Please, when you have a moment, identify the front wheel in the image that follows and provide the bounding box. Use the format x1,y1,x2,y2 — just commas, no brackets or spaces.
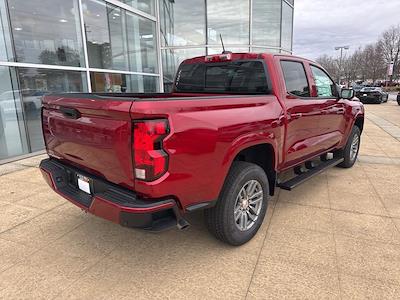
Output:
204,161,269,246
336,126,361,168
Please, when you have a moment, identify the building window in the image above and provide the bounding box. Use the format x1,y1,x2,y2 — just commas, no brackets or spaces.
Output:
0,0,13,61
120,0,155,16
160,0,206,47
0,66,28,159
281,1,293,51
7,0,85,67
16,68,88,151
252,47,281,54
252,0,281,47
83,0,157,73
207,0,249,45
207,47,249,55
126,10,158,73
90,72,158,93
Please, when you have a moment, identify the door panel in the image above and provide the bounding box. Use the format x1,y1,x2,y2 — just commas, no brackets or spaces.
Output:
280,60,346,169
284,97,337,167
309,64,346,147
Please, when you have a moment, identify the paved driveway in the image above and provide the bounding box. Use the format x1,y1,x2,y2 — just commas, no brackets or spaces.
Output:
0,101,400,299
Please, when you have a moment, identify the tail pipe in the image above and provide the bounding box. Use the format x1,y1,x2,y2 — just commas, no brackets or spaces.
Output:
173,206,190,230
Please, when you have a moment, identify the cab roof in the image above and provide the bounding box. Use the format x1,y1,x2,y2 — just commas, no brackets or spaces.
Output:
181,52,318,66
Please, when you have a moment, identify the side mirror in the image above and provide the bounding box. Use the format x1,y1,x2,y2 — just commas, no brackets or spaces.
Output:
341,88,355,100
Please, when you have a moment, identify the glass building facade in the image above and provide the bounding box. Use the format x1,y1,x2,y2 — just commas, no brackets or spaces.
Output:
0,0,293,162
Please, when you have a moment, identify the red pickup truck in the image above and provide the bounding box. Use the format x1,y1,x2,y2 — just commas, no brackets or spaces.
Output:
40,52,364,245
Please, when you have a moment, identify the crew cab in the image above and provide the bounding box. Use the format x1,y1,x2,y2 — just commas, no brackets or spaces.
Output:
40,53,364,245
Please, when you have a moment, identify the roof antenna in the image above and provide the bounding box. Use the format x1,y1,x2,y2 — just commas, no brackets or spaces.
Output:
220,34,231,54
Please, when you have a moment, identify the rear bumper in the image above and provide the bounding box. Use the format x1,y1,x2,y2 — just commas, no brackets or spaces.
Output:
39,158,181,231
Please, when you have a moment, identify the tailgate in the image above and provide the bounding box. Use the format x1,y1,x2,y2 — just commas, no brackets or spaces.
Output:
42,94,135,189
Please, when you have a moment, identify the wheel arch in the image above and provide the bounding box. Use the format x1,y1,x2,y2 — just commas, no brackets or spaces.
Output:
354,115,364,132
230,143,277,196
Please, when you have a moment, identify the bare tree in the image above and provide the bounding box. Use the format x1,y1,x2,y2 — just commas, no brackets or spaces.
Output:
363,43,386,83
378,25,400,81
342,49,363,84
316,24,400,85
316,54,339,80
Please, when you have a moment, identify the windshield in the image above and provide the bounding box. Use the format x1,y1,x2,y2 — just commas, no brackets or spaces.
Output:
362,87,380,92
174,61,270,94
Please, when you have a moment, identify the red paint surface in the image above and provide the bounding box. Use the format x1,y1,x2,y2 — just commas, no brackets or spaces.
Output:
42,53,364,212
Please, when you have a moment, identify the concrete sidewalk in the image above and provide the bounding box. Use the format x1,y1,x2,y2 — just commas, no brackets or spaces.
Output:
0,102,400,299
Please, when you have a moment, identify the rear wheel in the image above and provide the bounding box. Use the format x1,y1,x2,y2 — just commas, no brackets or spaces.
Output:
336,126,361,168
204,161,269,246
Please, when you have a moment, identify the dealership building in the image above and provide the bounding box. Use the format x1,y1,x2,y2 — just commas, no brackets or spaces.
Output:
0,0,294,162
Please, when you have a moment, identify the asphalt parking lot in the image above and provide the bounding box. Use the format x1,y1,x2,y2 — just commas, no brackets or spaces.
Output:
0,100,400,299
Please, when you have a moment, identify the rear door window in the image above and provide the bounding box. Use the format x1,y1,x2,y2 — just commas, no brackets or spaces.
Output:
280,61,310,97
175,61,270,94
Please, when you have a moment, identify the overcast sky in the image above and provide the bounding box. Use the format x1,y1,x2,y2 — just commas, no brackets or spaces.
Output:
293,0,400,60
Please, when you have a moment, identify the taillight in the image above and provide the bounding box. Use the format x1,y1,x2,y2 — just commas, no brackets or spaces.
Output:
133,119,169,181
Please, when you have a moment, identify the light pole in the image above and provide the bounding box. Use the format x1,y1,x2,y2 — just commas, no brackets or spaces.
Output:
335,46,350,85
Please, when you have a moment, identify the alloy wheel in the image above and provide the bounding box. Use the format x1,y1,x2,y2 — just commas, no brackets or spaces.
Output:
234,180,263,231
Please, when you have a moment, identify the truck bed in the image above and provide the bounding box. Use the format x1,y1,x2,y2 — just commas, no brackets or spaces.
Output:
42,91,282,205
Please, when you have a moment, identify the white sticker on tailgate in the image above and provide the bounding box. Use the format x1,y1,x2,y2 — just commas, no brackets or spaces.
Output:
77,174,91,194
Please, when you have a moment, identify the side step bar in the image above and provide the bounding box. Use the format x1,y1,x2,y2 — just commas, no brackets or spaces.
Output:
277,157,344,191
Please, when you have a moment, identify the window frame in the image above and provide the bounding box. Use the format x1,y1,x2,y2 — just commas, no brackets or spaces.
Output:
309,64,339,99
280,59,311,98
174,59,273,95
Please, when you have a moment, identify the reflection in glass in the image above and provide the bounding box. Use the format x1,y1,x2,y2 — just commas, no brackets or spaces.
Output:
253,0,281,47
160,0,206,47
126,11,157,73
281,2,293,51
207,47,249,55
207,0,249,45
7,0,84,66
120,0,155,15
0,66,27,159
251,47,280,54
162,48,205,92
83,0,127,70
90,72,158,93
17,68,87,151
0,0,13,61
311,66,335,97
83,0,157,73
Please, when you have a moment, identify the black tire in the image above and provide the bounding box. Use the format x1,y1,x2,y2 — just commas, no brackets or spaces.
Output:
336,126,361,168
204,161,269,246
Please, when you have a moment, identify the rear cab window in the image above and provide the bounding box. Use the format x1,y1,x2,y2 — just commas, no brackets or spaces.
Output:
174,60,270,94
280,60,310,97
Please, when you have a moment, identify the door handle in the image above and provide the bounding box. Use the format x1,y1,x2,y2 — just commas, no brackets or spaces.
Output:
336,109,345,114
60,107,81,119
290,113,303,119
271,115,285,127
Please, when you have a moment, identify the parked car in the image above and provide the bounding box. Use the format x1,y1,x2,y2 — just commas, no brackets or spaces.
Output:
397,92,400,105
351,84,364,93
39,53,364,245
357,87,388,104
